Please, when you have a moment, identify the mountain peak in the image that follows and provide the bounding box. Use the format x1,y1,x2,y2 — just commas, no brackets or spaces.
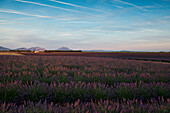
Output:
28,47,45,51
15,47,45,51
0,46,10,51
58,47,71,50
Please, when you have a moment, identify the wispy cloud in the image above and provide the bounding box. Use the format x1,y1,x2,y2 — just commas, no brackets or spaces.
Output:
110,4,122,8
0,9,56,19
14,0,95,15
0,17,33,25
59,33,82,37
0,21,21,25
163,16,170,19
106,1,122,8
114,0,146,11
152,2,162,7
49,0,105,13
0,9,87,21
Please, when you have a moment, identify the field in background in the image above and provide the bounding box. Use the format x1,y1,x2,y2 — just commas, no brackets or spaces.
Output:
0,52,23,56
0,55,169,112
1,51,170,62
21,52,170,63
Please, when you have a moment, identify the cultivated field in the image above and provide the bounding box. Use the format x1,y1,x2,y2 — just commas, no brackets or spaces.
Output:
0,54,170,112
0,52,23,56
22,52,170,63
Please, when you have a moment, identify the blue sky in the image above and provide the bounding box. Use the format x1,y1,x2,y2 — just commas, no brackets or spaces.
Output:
0,0,170,51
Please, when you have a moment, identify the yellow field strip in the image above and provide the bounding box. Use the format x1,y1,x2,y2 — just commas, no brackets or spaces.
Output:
0,52,23,56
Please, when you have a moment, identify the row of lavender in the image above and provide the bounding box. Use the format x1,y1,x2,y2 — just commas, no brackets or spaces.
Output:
0,81,169,103
1,99,169,112
0,55,169,112
22,52,170,62
0,56,169,84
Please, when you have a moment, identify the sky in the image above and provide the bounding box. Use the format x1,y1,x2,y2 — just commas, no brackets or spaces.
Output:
0,0,170,51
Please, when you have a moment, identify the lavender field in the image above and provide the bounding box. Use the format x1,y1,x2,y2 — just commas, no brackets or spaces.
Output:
0,55,170,112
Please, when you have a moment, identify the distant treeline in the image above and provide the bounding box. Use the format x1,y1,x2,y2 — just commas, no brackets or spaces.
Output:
0,50,10,52
10,50,32,52
44,50,82,52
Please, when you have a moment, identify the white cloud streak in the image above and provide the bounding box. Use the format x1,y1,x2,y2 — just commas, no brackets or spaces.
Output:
110,4,122,8
0,9,56,18
152,2,162,7
114,0,146,11
14,0,95,15
0,9,84,20
49,0,105,13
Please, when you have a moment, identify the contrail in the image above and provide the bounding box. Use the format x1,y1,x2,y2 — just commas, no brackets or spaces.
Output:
0,9,55,19
49,0,105,13
14,0,95,15
152,2,162,7
114,0,146,11
110,4,122,9
0,9,83,20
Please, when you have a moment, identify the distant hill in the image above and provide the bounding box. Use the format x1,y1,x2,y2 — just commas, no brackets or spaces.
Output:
15,47,28,50
28,47,45,51
15,47,45,51
119,50,131,52
83,50,114,52
0,46,10,51
58,47,71,50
